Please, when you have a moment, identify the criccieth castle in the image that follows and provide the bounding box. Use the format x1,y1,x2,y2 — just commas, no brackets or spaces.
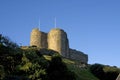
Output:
29,28,88,64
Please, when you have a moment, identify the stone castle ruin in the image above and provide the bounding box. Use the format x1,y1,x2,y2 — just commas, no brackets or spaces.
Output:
30,28,88,64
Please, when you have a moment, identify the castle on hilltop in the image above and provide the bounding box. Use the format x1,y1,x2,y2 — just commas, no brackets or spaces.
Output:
30,28,88,64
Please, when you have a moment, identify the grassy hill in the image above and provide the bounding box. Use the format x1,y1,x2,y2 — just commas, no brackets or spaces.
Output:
44,55,99,80
1,34,119,80
67,64,99,80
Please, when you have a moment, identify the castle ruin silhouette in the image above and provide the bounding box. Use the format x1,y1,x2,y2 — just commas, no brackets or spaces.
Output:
30,28,88,64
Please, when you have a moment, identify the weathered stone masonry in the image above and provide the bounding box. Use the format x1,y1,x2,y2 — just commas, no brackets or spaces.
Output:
30,28,88,64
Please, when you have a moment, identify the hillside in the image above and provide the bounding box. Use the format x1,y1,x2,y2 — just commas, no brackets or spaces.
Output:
67,65,99,80
44,55,99,80
0,34,97,80
0,34,119,80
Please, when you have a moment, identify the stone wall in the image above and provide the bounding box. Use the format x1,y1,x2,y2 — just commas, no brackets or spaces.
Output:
30,28,41,47
69,48,88,64
39,31,48,48
30,28,88,64
48,28,69,57
30,28,47,48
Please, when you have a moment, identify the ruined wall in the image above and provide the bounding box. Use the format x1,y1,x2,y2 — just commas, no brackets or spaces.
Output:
30,28,48,48
30,28,41,47
69,49,88,64
48,28,69,57
39,31,48,48
30,28,88,64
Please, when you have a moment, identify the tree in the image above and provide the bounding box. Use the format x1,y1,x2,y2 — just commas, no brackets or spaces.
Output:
0,34,76,80
90,64,105,80
0,65,5,80
47,54,76,80
14,48,49,80
0,34,21,78
90,63,120,80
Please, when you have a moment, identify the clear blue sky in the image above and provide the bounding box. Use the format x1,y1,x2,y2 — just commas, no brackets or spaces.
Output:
0,0,120,67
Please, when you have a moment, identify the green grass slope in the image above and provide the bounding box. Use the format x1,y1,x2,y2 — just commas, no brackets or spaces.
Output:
67,64,99,80
44,55,99,80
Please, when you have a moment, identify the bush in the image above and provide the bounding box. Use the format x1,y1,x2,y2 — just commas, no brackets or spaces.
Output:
47,55,76,80
90,63,120,80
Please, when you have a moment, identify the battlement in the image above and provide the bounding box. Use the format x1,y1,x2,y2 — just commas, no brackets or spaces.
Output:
30,28,88,64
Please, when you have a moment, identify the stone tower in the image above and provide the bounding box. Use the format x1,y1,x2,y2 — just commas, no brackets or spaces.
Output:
48,28,69,57
29,28,88,64
30,28,48,48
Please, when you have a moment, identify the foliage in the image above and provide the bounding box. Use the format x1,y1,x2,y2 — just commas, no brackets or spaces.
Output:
67,64,99,80
0,65,5,80
1,34,119,80
0,34,77,80
0,34,21,77
47,55,76,80
90,63,120,80
103,66,120,80
44,55,99,80
90,64,105,80
0,34,46,79
0,34,19,51
16,51,47,80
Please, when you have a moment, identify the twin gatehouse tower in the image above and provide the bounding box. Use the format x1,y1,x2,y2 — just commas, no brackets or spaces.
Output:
30,28,88,64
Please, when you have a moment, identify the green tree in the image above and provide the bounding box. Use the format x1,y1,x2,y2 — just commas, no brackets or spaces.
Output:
0,34,21,78
47,54,76,80
90,63,120,80
103,66,119,80
16,49,48,80
90,64,105,80
0,65,5,79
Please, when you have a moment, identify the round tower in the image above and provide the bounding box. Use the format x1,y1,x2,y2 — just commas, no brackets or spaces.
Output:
30,28,48,48
48,28,69,57
30,28,41,47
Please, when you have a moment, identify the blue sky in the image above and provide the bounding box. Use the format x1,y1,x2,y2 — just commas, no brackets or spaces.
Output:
0,0,120,67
